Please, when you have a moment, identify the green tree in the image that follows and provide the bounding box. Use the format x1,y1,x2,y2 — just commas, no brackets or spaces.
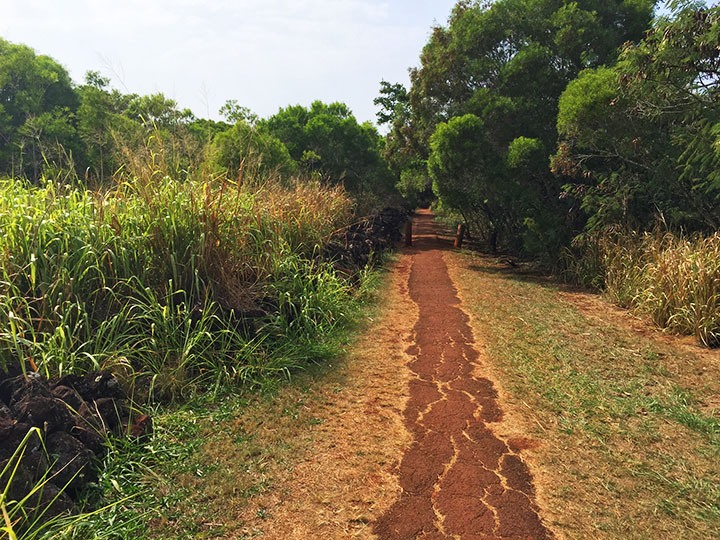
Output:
209,120,297,179
0,38,80,180
384,0,655,256
219,99,258,125
374,81,409,127
77,71,123,182
554,5,720,233
375,81,433,206
261,101,395,199
429,114,506,250
124,93,194,128
114,92,207,180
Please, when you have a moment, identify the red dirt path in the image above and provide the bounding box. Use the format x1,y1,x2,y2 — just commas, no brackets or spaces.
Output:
373,210,552,540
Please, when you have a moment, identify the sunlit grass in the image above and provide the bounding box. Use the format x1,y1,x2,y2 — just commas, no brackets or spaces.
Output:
563,229,720,346
0,171,353,390
452,253,720,539
0,135,385,538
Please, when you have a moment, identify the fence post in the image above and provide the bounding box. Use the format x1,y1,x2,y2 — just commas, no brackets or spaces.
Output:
454,223,466,249
404,220,413,246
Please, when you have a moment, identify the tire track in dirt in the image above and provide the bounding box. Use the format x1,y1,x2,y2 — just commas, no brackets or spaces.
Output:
374,210,552,540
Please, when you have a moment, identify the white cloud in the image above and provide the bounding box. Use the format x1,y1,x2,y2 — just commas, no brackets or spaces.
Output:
0,0,456,123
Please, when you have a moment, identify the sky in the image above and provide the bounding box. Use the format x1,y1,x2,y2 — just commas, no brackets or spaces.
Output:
0,0,459,126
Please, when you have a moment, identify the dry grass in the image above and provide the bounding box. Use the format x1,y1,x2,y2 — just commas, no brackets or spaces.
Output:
637,232,720,346
566,230,720,346
447,252,720,539
147,258,415,539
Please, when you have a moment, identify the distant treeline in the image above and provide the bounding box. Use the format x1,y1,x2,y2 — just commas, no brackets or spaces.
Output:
0,38,397,210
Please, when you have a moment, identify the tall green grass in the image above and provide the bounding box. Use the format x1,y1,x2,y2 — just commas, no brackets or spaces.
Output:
0,168,354,393
0,129,390,539
564,230,720,346
0,138,379,538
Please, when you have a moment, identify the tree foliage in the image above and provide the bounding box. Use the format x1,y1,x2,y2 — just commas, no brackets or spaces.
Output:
209,120,297,179
374,80,433,206
261,101,395,199
0,36,403,216
429,114,505,248
0,38,243,185
555,4,720,232
384,0,655,256
0,38,79,180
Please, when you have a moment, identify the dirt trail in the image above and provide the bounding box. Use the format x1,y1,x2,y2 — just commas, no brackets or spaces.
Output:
373,210,551,540
235,210,552,539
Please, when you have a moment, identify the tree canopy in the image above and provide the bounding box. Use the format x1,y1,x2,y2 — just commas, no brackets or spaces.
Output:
260,101,395,200
5,0,720,249
0,38,79,180
554,4,720,233
209,120,297,180
383,0,656,256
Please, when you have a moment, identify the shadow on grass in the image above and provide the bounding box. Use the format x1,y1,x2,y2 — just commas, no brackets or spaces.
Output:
465,257,595,295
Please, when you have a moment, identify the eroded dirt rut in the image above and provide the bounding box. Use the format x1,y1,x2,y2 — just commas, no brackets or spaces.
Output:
374,210,551,540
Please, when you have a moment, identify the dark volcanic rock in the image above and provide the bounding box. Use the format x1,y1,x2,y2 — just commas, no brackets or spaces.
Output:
70,420,107,456
46,432,96,495
54,371,125,402
0,399,12,419
0,457,76,527
51,385,86,411
0,457,35,502
0,366,150,529
0,417,37,447
323,207,408,272
28,480,77,519
91,397,126,431
6,373,53,406
13,395,75,433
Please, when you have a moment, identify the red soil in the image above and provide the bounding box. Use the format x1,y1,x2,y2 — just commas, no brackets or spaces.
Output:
373,210,552,540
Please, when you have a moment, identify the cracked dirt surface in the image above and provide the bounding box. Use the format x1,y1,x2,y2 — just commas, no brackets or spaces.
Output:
176,208,720,539
373,210,551,540
234,209,552,539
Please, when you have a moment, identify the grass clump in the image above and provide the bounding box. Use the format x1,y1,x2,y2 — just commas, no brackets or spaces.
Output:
0,172,354,393
563,230,720,346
